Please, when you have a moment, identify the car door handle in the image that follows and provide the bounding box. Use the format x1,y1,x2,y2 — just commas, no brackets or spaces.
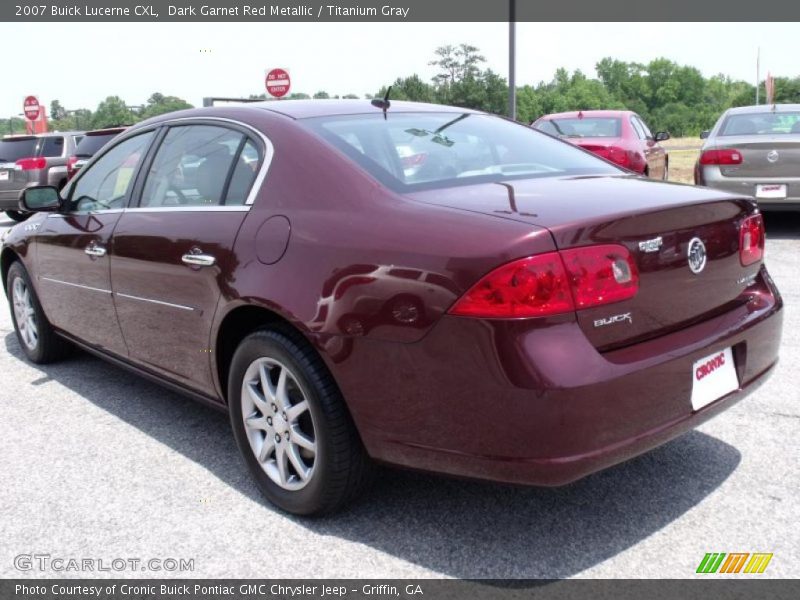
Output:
84,243,107,257
181,252,216,267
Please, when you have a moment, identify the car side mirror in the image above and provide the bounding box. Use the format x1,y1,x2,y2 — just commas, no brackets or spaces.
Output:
700,130,710,139
654,131,670,142
20,186,62,212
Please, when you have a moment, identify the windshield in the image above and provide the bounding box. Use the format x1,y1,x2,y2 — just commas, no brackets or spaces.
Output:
0,138,39,162
719,112,800,136
302,112,621,191
535,117,622,138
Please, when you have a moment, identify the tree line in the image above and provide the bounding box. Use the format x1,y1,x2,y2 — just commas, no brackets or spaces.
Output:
3,44,798,138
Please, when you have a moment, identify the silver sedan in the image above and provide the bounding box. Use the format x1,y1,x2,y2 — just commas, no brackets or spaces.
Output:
695,104,800,210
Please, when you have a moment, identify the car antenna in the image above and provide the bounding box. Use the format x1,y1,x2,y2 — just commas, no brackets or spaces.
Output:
371,86,392,119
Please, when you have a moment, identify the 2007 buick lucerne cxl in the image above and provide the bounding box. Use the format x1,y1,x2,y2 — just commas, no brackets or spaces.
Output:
1,100,783,515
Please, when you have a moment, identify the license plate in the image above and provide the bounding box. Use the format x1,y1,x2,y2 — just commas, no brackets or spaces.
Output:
756,184,787,199
691,347,739,411
0,171,9,181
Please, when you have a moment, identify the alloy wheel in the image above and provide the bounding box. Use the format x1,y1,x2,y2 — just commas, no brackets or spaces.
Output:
12,277,38,350
240,357,317,491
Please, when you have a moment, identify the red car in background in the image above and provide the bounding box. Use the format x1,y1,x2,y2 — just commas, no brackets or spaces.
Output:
533,110,670,180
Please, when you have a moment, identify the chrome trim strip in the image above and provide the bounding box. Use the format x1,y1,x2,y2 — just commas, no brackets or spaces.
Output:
149,116,274,206
114,292,195,311
123,206,250,213
40,277,111,294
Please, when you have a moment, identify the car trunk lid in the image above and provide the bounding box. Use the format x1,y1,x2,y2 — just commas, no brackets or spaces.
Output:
710,134,800,178
407,175,758,349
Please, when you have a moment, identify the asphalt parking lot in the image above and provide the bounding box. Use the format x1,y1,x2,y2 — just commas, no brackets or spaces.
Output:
0,210,798,579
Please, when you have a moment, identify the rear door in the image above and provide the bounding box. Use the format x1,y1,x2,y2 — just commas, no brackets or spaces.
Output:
34,131,155,354
109,122,263,396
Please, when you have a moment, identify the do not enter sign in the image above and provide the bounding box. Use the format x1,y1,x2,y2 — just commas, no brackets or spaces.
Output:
265,69,291,98
23,96,41,120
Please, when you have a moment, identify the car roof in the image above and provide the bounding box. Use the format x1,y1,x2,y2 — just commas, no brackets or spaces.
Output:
538,110,633,120
35,131,84,137
251,99,481,120
726,103,800,115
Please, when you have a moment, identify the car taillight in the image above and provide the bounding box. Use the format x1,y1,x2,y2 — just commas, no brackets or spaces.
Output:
448,253,574,318
560,245,639,308
448,245,639,319
66,156,78,179
699,149,742,165
739,214,765,266
15,157,47,170
582,145,630,168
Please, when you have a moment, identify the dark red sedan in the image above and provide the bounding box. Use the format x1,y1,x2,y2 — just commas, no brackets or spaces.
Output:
533,109,670,179
2,101,782,515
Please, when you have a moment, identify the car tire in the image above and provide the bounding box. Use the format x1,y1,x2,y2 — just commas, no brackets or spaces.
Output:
5,210,30,223
6,261,71,363
228,328,374,515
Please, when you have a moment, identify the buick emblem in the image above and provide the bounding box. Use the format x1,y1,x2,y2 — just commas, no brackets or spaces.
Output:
687,237,707,274
767,150,779,163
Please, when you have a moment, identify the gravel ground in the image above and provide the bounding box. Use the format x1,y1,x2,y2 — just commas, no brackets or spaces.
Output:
0,211,797,579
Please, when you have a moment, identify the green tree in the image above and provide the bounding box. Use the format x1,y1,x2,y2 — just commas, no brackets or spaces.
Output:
141,93,193,119
313,91,330,99
92,96,137,128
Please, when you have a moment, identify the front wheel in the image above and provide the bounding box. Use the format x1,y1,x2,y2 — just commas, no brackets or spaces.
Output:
7,261,71,363
5,210,30,222
228,329,373,515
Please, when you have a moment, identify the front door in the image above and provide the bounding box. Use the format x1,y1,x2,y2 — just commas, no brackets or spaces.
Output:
109,123,262,396
35,131,155,354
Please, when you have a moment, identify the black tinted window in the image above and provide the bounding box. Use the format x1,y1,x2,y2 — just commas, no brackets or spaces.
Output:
41,137,65,157
74,133,120,157
303,113,620,192
536,117,621,138
0,138,38,162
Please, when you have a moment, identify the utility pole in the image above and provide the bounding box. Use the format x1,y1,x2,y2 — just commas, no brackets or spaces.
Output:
756,47,760,105
508,0,516,120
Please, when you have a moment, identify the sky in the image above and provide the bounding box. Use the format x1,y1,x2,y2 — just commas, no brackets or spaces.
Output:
1,21,797,117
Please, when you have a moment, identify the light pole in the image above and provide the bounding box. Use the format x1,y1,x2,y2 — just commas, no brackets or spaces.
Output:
508,0,516,120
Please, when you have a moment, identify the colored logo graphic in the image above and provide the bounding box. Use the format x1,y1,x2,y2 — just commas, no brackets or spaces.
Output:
696,552,773,574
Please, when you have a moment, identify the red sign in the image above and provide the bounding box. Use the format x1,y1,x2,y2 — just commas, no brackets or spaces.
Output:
265,68,291,98
23,96,41,120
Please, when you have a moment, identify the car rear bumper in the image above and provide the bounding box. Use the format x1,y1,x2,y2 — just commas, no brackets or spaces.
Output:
325,266,783,486
698,166,800,209
0,188,23,210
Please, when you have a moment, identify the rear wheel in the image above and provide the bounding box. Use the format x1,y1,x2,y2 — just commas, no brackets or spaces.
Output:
228,328,373,515
7,261,71,363
5,210,30,222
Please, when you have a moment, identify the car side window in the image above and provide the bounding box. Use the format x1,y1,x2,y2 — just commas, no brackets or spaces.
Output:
636,116,654,140
41,137,64,157
139,125,246,208
68,132,154,213
224,139,261,205
629,117,646,140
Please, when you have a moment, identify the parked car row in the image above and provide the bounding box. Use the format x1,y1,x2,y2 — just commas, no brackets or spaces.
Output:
2,99,783,515
0,127,125,222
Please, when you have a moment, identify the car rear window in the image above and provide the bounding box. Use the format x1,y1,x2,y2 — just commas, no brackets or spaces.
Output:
74,132,120,157
302,112,620,191
0,138,39,162
720,112,800,136
41,136,65,157
535,117,622,138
